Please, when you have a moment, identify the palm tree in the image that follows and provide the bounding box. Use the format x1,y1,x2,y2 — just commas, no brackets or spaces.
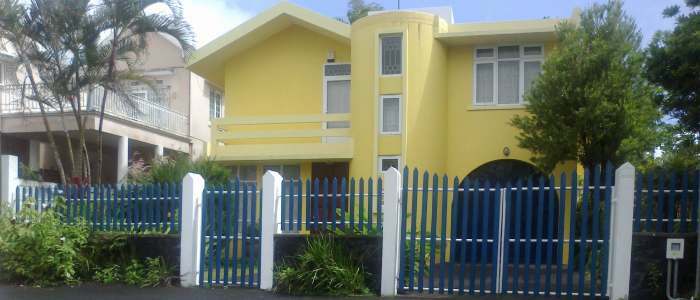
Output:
91,0,195,184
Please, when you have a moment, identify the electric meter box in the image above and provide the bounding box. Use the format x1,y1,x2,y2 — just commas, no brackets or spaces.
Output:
666,238,684,260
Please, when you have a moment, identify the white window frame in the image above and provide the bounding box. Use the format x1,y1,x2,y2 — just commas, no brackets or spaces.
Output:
322,63,351,117
209,89,223,119
378,156,401,174
379,95,402,135
379,33,403,77
472,44,544,106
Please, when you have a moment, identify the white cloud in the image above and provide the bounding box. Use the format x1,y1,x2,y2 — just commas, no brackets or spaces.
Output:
181,0,254,48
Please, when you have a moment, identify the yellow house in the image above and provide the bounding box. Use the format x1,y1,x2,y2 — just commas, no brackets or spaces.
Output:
187,2,577,183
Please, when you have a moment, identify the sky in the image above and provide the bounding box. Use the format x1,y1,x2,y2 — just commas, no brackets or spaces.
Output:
179,0,685,48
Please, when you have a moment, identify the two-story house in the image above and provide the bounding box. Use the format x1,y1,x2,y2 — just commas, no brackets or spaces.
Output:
187,2,578,183
0,33,222,183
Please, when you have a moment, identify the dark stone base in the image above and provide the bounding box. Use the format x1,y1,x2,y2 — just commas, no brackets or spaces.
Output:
630,232,697,300
273,234,382,294
125,234,181,274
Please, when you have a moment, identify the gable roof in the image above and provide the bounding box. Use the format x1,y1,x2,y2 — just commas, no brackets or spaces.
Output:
187,1,350,87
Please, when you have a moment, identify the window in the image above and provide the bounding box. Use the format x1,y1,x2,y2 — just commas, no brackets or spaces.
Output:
323,64,351,129
209,90,223,119
380,95,401,134
263,165,300,180
0,63,4,84
473,45,544,105
378,156,400,173
380,34,402,75
231,165,257,183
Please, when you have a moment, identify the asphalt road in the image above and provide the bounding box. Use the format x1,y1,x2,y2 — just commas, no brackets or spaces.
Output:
0,283,580,300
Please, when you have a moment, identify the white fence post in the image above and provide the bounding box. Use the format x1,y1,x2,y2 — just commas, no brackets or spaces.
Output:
1,155,19,211
381,167,402,296
180,173,205,287
608,162,635,299
260,170,283,291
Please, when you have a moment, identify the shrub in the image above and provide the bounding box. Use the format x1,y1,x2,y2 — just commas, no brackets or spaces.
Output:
142,257,172,287
93,265,121,284
0,200,89,286
124,259,145,286
129,153,231,185
274,235,370,296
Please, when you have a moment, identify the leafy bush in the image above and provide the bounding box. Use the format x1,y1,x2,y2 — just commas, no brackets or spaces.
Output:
93,265,121,284
274,235,370,296
129,153,231,185
0,200,89,286
124,259,145,286
142,257,172,287
122,257,172,287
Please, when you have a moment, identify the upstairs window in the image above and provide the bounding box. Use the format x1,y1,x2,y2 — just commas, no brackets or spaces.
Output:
474,45,543,106
380,95,401,134
380,34,402,75
209,89,223,119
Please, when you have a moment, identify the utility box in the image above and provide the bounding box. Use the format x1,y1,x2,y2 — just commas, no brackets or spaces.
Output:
666,238,685,260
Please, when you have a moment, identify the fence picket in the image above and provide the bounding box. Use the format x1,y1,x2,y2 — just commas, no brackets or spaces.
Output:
428,174,438,294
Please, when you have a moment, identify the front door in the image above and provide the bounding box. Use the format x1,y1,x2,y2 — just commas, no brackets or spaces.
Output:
310,162,349,229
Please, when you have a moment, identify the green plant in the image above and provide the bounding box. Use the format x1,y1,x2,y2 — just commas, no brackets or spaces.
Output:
0,201,89,286
645,262,664,298
402,238,432,284
274,235,370,296
124,259,145,286
129,153,231,185
142,257,172,287
93,265,121,284
19,163,41,181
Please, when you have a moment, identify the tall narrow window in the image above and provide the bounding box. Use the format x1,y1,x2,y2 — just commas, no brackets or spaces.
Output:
325,80,350,128
380,95,401,134
380,34,402,75
0,63,4,85
209,90,223,119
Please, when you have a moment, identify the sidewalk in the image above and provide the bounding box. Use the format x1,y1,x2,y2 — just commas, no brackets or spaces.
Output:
0,283,567,300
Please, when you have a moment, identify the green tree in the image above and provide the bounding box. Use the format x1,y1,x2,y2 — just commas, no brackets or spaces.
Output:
645,0,700,170
345,0,382,23
511,0,660,172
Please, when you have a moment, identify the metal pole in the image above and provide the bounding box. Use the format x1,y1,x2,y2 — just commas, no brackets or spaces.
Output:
695,169,700,296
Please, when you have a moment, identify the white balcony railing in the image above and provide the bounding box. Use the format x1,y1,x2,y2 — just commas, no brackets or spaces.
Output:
0,84,188,136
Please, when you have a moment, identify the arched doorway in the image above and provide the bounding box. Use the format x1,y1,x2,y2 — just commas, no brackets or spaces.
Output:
452,160,558,265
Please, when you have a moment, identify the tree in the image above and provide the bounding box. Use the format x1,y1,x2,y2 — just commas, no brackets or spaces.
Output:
345,0,382,23
92,0,195,184
645,0,700,169
511,1,660,172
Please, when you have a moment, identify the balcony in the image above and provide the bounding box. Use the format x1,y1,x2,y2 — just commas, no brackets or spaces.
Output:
0,84,188,136
210,113,353,161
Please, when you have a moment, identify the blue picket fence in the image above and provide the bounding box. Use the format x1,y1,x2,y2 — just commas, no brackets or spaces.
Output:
280,177,383,234
200,181,261,288
633,170,699,233
399,164,614,298
15,183,182,233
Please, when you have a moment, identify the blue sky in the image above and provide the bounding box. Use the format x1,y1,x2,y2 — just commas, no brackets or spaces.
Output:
180,0,684,48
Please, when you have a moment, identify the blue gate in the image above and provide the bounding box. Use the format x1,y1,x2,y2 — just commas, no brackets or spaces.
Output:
399,164,614,298
200,180,261,287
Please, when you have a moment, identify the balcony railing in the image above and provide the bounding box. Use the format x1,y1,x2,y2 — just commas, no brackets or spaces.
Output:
211,113,353,161
0,84,188,136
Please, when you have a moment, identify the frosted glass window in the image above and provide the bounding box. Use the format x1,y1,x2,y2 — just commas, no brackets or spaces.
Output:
498,61,519,104
475,63,494,103
524,61,542,94
326,80,350,129
381,97,400,133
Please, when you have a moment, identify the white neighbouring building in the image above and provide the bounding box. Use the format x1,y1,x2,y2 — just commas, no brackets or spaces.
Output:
0,33,223,183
